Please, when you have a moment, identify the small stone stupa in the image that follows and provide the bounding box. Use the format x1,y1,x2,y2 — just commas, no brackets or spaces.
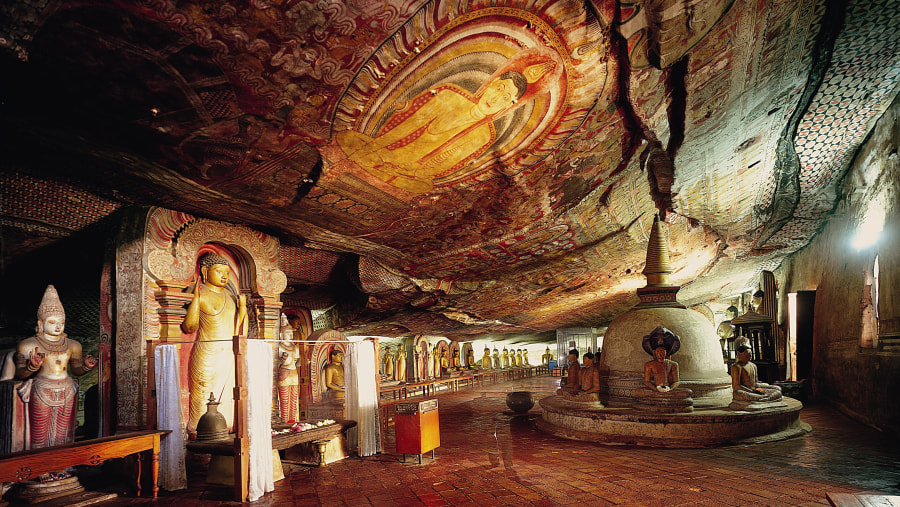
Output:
597,215,732,408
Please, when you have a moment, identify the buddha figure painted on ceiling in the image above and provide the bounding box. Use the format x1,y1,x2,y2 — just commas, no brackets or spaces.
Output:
318,3,604,205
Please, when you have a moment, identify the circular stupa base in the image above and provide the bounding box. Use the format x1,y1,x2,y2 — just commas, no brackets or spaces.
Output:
537,395,810,448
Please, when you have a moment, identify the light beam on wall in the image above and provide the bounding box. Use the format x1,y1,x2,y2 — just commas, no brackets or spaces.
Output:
852,196,885,250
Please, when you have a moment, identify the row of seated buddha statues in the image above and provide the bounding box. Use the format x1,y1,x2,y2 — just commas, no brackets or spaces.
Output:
551,327,784,412
475,346,533,370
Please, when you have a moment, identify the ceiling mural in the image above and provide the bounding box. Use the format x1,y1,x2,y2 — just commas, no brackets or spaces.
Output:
1,0,898,340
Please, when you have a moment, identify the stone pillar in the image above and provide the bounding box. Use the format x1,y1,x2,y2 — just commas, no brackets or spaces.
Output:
254,296,284,339
154,281,191,339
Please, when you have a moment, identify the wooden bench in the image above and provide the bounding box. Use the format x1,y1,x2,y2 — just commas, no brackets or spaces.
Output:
0,430,169,498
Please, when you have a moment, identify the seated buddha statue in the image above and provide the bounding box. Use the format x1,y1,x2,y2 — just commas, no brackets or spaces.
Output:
634,327,693,413
492,348,501,369
501,348,510,369
541,347,553,365
555,349,581,395
323,349,346,401
465,348,476,369
562,352,601,403
730,344,783,409
481,347,492,369
451,349,461,370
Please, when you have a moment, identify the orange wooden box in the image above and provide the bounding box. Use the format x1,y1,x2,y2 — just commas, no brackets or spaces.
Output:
394,399,439,455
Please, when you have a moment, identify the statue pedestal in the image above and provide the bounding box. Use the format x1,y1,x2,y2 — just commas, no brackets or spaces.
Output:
729,399,788,411
632,388,694,413
283,435,349,466
538,395,809,447
11,475,84,504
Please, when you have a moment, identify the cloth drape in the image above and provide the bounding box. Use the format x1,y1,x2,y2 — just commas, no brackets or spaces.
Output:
346,341,382,456
154,344,187,491
246,340,274,501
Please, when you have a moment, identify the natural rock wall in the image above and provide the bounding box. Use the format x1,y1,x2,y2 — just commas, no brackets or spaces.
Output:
777,94,899,434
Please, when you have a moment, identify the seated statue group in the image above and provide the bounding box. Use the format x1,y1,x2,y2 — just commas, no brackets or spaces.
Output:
558,350,601,403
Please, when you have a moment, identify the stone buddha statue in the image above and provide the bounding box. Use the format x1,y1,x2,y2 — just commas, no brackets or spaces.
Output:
382,346,394,378
323,349,346,401
562,351,600,402
181,253,248,435
730,344,783,409
277,313,301,423
501,348,510,369
635,327,693,413
395,346,407,382
492,348,500,369
643,328,681,393
556,349,581,395
481,347,492,369
15,285,97,449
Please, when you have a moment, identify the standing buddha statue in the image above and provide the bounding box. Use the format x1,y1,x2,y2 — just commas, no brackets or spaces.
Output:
382,346,395,378
395,346,407,382
181,253,247,435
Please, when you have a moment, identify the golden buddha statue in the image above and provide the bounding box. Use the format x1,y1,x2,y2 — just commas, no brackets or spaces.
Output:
465,348,476,369
523,349,530,366
481,347,492,369
501,348,510,369
323,349,345,400
491,348,501,369
382,346,395,378
514,349,523,367
451,349,461,370
181,253,247,435
277,313,301,423
15,285,97,449
541,346,553,365
395,346,407,382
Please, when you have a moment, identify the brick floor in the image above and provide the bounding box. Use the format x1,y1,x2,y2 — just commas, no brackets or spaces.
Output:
87,376,900,505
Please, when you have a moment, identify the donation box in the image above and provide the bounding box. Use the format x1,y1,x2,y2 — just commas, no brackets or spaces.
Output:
394,399,439,463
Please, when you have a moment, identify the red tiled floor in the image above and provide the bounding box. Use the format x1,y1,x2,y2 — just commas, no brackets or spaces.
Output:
28,375,900,506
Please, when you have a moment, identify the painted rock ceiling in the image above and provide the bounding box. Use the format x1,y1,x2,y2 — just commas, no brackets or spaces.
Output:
1,0,898,341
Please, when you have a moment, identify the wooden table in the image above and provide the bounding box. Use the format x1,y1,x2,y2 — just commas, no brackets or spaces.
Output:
0,430,169,498
186,420,356,456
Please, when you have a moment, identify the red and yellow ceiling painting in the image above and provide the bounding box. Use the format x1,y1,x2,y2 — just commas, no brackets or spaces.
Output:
2,0,898,340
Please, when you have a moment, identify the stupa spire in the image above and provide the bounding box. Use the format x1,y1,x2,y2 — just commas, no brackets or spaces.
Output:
643,214,673,286
635,214,684,309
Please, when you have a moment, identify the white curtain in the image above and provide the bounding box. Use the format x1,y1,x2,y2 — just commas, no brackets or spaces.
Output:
346,341,382,456
246,340,274,501
154,344,187,491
